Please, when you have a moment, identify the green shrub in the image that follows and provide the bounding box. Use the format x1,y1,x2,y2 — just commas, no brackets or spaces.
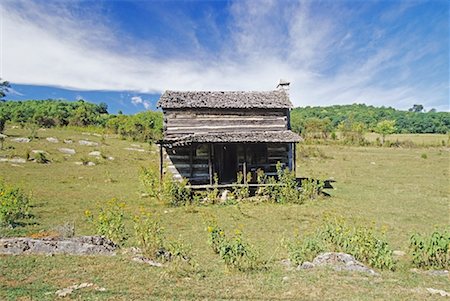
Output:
300,178,324,201
287,234,325,265
139,166,161,198
0,180,30,226
134,210,192,263
163,176,192,207
232,171,251,200
206,219,259,271
421,153,427,159
133,211,165,259
85,198,127,246
207,219,226,254
320,217,395,270
410,230,450,269
286,217,395,270
204,173,220,204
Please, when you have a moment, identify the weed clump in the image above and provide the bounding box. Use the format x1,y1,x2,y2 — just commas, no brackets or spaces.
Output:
410,230,450,270
287,216,396,270
206,218,259,271
0,179,31,227
85,198,127,246
134,210,192,265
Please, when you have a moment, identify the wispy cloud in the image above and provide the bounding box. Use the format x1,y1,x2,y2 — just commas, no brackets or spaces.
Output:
131,96,151,110
1,0,448,111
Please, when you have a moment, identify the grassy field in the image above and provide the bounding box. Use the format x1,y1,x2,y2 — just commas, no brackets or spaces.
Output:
364,132,449,146
1,127,449,300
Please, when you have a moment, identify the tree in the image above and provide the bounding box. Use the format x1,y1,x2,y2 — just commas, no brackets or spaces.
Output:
0,78,10,101
97,102,108,114
409,104,424,112
374,120,396,145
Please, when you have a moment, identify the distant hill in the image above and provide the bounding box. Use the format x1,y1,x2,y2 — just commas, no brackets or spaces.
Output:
290,104,450,134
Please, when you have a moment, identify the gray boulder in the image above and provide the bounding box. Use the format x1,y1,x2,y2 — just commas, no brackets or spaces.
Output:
297,252,379,275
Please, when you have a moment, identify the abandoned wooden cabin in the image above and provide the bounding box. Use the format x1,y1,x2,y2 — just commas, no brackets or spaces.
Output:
157,81,302,186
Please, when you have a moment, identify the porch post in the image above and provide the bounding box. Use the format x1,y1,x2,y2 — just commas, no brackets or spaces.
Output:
208,143,213,185
189,145,194,178
292,143,296,176
243,143,247,184
159,143,163,182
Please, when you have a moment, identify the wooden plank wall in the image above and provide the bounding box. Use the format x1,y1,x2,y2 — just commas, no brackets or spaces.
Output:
166,145,210,183
164,109,288,137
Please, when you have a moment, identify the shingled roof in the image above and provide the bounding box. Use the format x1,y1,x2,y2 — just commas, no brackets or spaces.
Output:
162,131,302,147
157,90,293,109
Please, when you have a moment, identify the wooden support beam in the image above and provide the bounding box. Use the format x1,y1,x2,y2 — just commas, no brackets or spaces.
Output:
189,146,194,178
243,143,247,184
293,143,296,176
159,143,163,182
208,143,213,185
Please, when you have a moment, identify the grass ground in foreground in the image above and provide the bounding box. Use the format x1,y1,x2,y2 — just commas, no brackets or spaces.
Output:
0,127,449,300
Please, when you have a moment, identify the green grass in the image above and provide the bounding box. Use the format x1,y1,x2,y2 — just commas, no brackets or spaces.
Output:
365,132,449,146
1,127,449,300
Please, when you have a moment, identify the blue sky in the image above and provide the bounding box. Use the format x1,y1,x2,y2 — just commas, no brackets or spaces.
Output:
1,0,449,114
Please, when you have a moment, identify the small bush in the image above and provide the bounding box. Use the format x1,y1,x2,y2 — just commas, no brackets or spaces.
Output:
133,211,165,259
286,217,395,270
0,180,31,226
320,217,395,270
206,219,259,271
139,166,160,198
410,230,450,269
421,153,427,159
85,198,127,246
300,178,324,201
287,234,325,265
232,171,251,200
163,177,192,207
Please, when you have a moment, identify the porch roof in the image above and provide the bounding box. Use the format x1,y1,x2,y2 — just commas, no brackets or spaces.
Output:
161,130,302,147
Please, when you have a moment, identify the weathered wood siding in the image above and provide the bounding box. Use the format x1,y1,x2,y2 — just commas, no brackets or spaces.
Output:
166,145,210,183
164,109,288,138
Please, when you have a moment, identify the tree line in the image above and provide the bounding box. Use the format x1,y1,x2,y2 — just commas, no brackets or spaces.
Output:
290,104,450,138
0,99,162,141
1,99,448,143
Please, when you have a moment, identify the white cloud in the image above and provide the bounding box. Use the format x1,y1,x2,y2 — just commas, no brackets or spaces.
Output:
1,0,448,111
131,96,150,109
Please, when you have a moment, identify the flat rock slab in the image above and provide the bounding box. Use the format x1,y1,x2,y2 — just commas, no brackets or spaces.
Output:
427,288,450,297
63,139,73,144
58,148,76,155
0,236,116,256
132,255,164,267
124,147,146,152
31,150,46,154
46,137,59,143
297,252,378,276
0,157,26,163
89,151,101,157
11,137,30,143
79,140,99,146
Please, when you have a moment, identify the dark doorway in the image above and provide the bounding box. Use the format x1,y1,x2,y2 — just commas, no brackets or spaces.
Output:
214,144,237,183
